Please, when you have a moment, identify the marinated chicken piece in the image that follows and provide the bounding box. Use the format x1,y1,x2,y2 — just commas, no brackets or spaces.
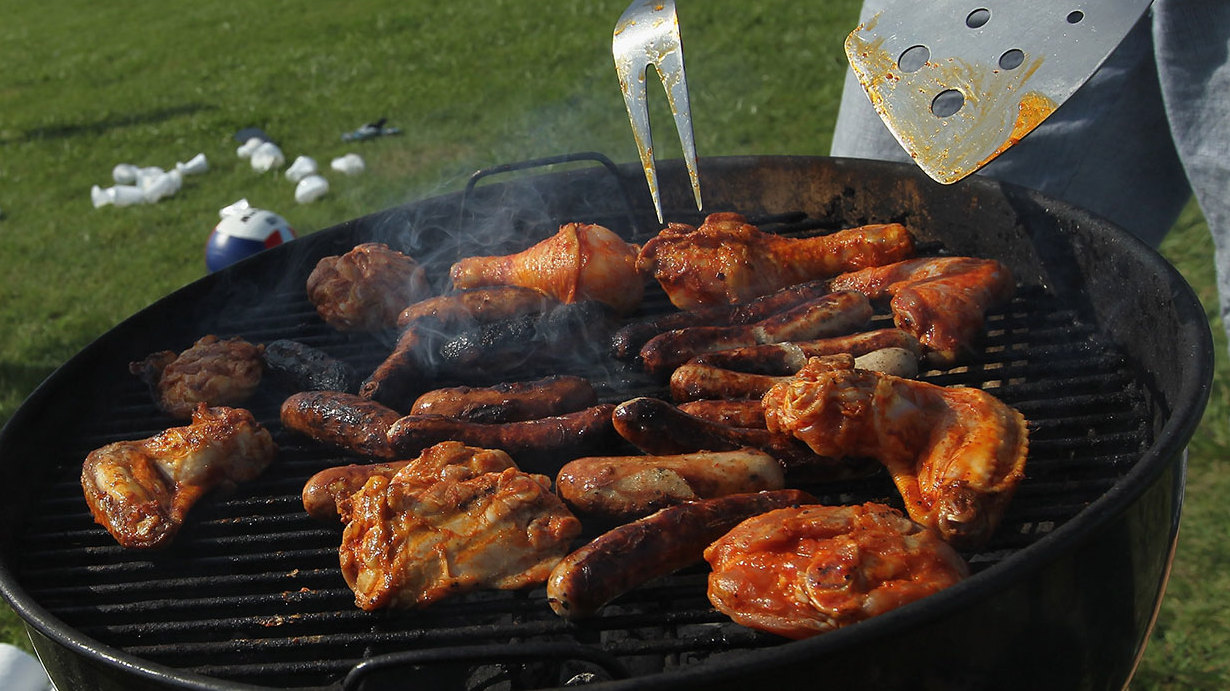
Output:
827,256,1015,363
338,448,582,610
81,404,278,549
302,441,517,522
450,222,645,315
307,242,432,331
636,212,915,309
130,335,265,419
763,356,1028,549
705,502,969,639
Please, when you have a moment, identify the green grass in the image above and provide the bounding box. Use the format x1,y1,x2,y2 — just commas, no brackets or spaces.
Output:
0,1,1226,687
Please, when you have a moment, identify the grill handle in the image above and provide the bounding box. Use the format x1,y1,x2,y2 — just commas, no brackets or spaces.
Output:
339,642,631,689
459,151,647,238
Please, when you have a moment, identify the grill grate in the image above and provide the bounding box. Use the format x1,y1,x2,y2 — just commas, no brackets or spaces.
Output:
9,209,1156,689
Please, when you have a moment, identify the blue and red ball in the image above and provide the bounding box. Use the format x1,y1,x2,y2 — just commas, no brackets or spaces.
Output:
206,208,296,272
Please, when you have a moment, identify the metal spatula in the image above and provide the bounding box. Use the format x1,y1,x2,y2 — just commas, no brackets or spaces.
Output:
846,0,1153,184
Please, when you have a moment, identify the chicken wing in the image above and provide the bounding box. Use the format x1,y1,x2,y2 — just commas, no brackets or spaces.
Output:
705,502,969,639
827,256,1015,363
307,242,432,331
450,222,645,315
763,356,1028,549
130,335,265,419
81,404,278,549
338,447,581,610
636,212,914,310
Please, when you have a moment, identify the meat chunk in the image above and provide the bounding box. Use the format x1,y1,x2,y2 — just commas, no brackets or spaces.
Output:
302,441,517,522
338,452,582,610
827,256,1015,363
410,375,597,423
705,502,969,639
81,404,278,549
636,212,914,309
449,222,645,315
555,449,786,522
130,335,265,419
280,391,403,460
306,242,432,331
763,356,1029,549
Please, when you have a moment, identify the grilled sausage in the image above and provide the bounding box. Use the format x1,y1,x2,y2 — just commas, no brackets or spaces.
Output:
361,287,558,408
640,291,873,376
555,449,785,523
301,460,412,521
676,399,767,428
410,375,597,423
691,328,923,374
433,301,617,382
262,339,358,393
394,286,556,329
386,403,620,473
609,279,834,360
280,391,402,460
545,489,816,619
672,348,920,403
669,363,786,403
611,396,870,482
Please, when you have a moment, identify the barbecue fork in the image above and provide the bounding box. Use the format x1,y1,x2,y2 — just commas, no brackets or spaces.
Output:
613,0,702,224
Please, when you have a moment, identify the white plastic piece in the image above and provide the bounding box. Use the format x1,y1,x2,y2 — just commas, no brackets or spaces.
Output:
250,141,286,173
143,169,183,203
111,185,147,207
294,174,330,203
236,137,264,159
285,155,318,183
91,185,114,208
175,152,209,175
219,198,252,219
112,163,140,185
330,153,366,176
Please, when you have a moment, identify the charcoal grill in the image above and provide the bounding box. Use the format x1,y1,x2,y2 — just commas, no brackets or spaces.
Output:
0,155,1213,690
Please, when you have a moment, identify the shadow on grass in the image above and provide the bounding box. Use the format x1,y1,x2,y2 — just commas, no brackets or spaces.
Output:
10,102,218,143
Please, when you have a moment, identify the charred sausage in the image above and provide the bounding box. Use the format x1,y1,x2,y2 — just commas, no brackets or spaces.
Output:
609,279,834,360
611,397,873,482
361,287,558,408
640,291,873,376
410,375,597,423
280,391,402,460
386,403,620,473
394,286,556,329
672,348,920,402
545,489,816,619
301,460,412,521
555,449,785,523
262,339,358,393
676,399,766,428
691,328,923,374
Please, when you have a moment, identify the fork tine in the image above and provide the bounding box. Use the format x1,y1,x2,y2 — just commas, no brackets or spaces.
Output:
614,0,702,224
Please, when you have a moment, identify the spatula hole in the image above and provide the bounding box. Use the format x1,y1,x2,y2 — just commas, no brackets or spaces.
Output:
932,89,965,118
966,8,991,29
1067,10,1085,24
999,49,1025,70
898,45,930,73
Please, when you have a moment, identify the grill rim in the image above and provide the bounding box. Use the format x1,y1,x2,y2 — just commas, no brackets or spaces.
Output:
0,154,1213,690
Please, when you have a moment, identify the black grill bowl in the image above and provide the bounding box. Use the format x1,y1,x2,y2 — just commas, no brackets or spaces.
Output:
0,156,1213,690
